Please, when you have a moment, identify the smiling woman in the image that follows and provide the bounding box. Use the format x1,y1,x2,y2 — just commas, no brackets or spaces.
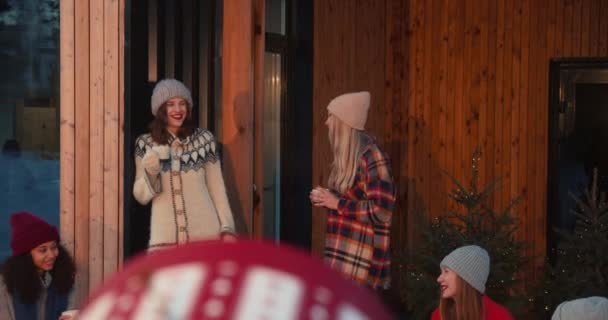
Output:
431,246,514,320
0,211,76,320
132,79,238,251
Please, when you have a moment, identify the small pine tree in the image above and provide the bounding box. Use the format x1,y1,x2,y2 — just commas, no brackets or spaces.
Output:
398,148,529,320
533,169,608,318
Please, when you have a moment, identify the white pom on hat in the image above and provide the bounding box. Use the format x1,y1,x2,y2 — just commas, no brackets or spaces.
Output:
150,79,194,116
552,296,608,320
440,245,490,294
326,91,370,130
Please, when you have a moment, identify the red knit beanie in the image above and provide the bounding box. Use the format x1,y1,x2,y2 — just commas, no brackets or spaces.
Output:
10,211,60,256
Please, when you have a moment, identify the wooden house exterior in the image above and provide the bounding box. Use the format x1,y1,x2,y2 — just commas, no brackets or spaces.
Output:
57,0,608,304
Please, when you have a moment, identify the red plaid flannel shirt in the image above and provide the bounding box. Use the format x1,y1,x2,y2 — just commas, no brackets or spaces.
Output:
324,143,396,289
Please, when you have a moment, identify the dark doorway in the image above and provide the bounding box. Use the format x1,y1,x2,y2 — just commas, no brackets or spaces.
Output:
124,0,221,257
264,0,313,249
547,59,608,258
124,0,313,256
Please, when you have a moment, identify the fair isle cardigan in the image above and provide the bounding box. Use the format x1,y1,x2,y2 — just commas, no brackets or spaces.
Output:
324,142,396,290
133,128,236,250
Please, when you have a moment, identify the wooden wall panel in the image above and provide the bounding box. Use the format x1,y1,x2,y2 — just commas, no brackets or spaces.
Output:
313,0,608,277
89,0,104,291
73,0,90,304
222,1,254,235
60,0,125,304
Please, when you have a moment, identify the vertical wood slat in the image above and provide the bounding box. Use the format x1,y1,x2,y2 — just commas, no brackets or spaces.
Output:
519,0,530,254
572,0,582,57
486,0,497,207
103,0,120,278
74,0,90,304
493,0,505,210
89,0,104,291
564,0,573,56
599,1,608,55
463,0,476,188
119,0,126,267
588,0,599,56
413,0,425,216
581,0,591,56
437,0,448,217
59,0,75,255
445,0,463,213
384,0,408,249
478,0,489,188
405,0,418,245
422,0,432,216
509,0,521,224
452,0,464,198
222,1,254,235
253,0,265,238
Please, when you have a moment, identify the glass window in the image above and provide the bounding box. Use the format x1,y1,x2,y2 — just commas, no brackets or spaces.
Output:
0,0,60,260
265,0,286,35
263,52,282,240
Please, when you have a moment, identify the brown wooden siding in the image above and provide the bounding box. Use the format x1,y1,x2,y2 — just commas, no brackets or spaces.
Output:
312,0,608,270
60,0,125,304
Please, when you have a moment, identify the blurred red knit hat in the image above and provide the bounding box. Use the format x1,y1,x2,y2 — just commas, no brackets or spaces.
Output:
10,211,60,256
78,240,394,320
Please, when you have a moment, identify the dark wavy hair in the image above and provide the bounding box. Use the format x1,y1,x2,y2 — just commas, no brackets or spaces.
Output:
0,244,76,304
149,102,195,145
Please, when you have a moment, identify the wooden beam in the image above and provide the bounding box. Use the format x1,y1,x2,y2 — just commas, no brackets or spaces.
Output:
74,0,90,304
253,0,265,238
222,0,254,235
89,0,105,291
59,0,75,254
103,0,120,278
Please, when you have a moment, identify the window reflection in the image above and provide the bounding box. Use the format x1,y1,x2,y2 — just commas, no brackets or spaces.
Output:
0,0,60,260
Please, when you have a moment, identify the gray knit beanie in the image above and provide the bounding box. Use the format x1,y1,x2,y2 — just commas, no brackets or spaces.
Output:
440,245,490,294
150,79,194,116
552,296,608,320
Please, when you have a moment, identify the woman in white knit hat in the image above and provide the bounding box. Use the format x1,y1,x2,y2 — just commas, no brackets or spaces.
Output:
309,91,396,290
133,79,236,251
432,245,514,320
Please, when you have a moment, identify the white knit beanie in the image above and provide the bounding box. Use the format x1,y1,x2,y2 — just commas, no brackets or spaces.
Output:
440,245,490,294
326,91,370,130
150,79,194,116
552,296,608,320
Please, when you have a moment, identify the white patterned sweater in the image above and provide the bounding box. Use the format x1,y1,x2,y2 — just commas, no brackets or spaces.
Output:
133,128,235,250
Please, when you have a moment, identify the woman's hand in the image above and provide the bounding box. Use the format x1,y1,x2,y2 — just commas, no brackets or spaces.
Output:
309,187,339,210
221,233,238,242
142,149,161,176
59,309,78,320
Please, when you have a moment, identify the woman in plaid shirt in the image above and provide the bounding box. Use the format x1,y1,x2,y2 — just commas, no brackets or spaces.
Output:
310,91,396,290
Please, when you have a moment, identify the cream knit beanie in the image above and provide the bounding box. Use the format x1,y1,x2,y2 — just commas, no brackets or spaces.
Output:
326,91,370,130
552,296,608,320
440,245,490,294
150,79,194,116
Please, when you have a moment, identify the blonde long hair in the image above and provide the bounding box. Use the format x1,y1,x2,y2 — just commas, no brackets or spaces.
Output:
439,275,484,320
327,115,368,194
